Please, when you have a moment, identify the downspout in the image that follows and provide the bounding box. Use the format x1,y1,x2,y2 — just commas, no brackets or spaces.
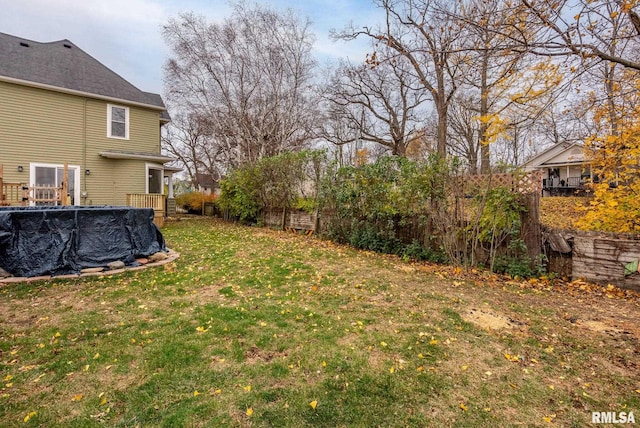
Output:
83,99,88,205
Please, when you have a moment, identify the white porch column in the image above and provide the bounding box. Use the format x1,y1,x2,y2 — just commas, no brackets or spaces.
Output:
167,173,174,199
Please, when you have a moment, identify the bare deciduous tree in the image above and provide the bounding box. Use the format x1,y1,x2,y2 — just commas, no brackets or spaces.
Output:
163,3,318,169
322,54,428,157
335,0,467,156
161,112,226,187
517,0,640,71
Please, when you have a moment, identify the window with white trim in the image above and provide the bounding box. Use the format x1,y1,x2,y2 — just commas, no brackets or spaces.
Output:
107,104,129,139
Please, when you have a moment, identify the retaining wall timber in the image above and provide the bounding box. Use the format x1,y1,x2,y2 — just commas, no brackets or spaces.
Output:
544,228,640,291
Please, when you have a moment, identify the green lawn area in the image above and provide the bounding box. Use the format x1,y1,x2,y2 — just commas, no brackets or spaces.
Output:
1,218,639,427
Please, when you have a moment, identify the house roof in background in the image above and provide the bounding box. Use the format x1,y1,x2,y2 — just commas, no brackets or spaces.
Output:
0,32,166,111
195,173,218,188
521,143,587,170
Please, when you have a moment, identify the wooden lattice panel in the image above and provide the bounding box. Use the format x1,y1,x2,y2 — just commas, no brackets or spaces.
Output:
515,170,543,194
463,173,513,191
460,171,542,195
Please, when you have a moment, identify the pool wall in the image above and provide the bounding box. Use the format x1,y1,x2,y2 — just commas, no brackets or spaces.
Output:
0,206,165,278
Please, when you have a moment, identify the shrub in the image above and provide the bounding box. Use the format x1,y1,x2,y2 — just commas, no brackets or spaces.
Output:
218,150,326,224
176,191,217,214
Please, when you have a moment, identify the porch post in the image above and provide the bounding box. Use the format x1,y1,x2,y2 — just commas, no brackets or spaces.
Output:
167,173,174,199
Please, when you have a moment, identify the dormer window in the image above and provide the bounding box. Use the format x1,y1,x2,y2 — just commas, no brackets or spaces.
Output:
107,104,129,139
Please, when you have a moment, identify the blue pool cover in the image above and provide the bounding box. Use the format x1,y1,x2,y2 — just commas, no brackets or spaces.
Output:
0,206,165,277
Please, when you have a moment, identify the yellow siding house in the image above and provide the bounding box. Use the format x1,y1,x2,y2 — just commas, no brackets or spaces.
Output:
0,32,178,210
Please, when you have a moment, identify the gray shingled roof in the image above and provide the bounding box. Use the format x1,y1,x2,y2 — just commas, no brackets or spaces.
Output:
0,32,166,111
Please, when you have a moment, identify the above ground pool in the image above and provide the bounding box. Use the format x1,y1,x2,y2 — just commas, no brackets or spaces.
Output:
0,206,166,278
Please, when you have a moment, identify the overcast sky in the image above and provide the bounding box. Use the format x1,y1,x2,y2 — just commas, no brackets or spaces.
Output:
0,0,380,96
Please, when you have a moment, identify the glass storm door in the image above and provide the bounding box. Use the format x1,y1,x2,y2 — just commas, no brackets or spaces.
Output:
148,167,163,194
32,165,78,205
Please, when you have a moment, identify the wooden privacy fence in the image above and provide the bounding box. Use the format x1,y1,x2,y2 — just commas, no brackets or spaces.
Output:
126,193,166,227
264,208,318,234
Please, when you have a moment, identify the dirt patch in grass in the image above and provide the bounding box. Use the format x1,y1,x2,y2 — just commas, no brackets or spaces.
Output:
243,345,288,364
462,308,526,331
579,319,624,334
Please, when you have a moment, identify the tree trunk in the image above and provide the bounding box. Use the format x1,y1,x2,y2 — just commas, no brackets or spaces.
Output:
479,46,491,174
436,103,448,156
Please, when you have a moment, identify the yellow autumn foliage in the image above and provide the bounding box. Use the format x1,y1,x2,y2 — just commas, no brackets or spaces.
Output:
575,76,640,233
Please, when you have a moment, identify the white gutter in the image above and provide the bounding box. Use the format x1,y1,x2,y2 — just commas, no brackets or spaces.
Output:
99,151,175,163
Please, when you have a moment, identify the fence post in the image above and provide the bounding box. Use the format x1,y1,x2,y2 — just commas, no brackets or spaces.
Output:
281,207,287,231
521,191,542,266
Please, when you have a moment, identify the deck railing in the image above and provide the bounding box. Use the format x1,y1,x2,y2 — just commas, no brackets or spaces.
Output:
126,193,166,227
1,182,25,206
543,176,584,189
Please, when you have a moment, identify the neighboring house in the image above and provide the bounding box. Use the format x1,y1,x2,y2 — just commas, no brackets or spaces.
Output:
521,142,592,196
195,172,220,196
0,32,178,212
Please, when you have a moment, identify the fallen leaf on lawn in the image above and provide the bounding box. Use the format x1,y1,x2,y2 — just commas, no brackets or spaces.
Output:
215,389,222,394
504,353,520,362
461,365,468,371
23,411,37,423
100,397,108,406
244,385,251,392
460,403,468,411
542,414,556,423
72,394,83,402
322,361,327,367
389,366,395,373
309,400,318,409
429,338,438,345
196,326,208,333
380,341,388,347
246,407,253,416
193,390,200,397
93,353,100,360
